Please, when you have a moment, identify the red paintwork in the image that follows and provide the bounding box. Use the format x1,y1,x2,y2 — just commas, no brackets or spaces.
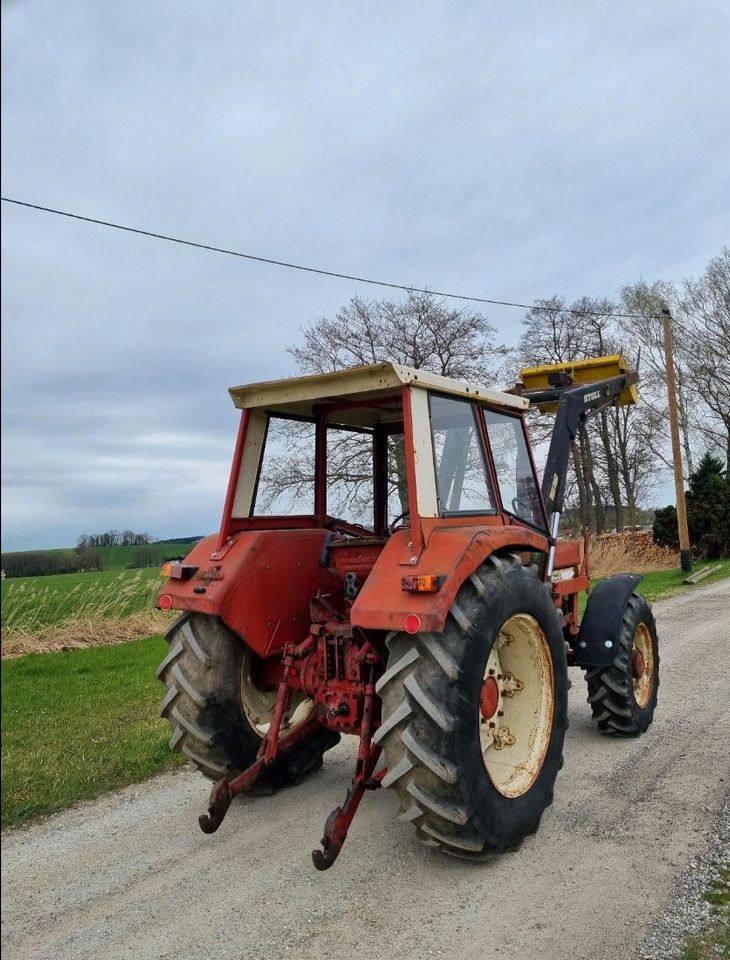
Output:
553,539,581,569
156,529,342,656
328,539,385,580
553,533,591,645
632,649,646,679
218,410,249,549
351,524,550,634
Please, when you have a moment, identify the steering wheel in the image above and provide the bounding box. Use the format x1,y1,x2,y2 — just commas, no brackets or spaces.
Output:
388,510,410,536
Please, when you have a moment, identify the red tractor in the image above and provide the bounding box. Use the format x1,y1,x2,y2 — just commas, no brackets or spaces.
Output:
157,358,659,868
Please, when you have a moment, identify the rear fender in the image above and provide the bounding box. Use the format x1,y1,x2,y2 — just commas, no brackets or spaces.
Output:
157,530,342,656
351,525,549,634
573,573,642,667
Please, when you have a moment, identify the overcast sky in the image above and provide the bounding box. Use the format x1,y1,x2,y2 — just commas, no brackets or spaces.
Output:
2,1,729,551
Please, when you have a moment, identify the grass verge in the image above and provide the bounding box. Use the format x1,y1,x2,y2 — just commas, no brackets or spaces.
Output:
579,559,729,614
1,634,184,828
678,867,729,959
634,559,730,602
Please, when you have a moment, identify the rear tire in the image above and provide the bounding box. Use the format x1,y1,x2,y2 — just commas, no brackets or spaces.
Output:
376,554,568,858
157,612,339,786
585,592,659,735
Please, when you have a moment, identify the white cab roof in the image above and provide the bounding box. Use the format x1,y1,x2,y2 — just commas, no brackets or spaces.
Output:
228,362,526,426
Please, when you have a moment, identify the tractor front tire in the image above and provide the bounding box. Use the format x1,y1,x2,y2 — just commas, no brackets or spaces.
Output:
585,592,659,735
157,612,339,787
376,554,569,858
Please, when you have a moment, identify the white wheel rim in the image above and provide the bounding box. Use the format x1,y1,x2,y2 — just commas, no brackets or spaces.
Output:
632,622,654,708
479,614,555,798
240,648,314,739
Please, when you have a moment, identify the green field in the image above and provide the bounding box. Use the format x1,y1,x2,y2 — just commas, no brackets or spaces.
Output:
94,540,198,568
1,634,185,828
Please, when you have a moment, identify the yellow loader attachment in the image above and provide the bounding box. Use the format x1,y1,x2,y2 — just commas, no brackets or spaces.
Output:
518,354,639,413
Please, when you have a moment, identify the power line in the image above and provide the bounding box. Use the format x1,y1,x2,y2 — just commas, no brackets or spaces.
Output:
1,196,650,320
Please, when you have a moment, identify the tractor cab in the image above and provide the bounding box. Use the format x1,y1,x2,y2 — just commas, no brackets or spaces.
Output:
224,360,545,572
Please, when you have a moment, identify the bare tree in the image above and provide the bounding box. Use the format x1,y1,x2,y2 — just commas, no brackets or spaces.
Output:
680,247,730,472
517,298,610,531
619,280,697,478
258,292,503,522
289,291,502,381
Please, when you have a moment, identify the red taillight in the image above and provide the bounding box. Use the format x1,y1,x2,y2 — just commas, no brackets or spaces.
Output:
159,594,173,610
403,614,421,634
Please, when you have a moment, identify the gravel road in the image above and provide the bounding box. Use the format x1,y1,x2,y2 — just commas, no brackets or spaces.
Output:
3,579,729,960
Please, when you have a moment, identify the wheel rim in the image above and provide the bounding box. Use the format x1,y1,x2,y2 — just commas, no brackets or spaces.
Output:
479,613,555,799
632,622,654,708
240,649,314,739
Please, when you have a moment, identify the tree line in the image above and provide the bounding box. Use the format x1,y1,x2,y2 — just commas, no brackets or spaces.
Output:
653,453,730,560
266,247,728,551
76,530,156,549
1,530,159,579
1,548,103,579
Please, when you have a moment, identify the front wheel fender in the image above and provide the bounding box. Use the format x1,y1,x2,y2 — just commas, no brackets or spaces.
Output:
573,574,643,667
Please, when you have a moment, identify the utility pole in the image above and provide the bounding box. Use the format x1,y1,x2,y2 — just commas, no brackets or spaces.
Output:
661,308,692,573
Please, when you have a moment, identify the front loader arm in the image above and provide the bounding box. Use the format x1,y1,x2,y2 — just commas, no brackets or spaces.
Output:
533,372,637,517
516,355,639,570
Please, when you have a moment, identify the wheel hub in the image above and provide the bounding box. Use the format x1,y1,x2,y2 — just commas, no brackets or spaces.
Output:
240,648,314,739
632,648,646,679
480,676,500,720
632,622,654,708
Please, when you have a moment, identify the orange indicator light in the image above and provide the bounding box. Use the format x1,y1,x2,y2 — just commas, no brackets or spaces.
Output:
400,575,444,593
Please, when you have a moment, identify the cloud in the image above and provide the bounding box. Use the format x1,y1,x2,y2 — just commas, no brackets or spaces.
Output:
2,0,728,549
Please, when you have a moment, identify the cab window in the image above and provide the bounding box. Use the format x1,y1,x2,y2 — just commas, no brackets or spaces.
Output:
326,426,374,529
482,409,545,528
429,394,495,516
253,417,315,515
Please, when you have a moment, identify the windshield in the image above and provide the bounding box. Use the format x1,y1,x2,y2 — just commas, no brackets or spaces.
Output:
482,408,545,529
